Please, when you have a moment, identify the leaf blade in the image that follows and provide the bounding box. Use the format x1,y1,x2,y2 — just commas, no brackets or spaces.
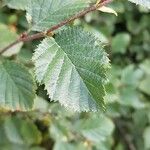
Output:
33,27,109,112
26,0,90,31
0,23,23,57
0,61,36,111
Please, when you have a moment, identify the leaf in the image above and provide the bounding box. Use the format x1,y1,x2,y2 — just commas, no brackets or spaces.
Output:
26,0,90,32
0,121,9,145
139,77,150,95
50,120,69,141
84,25,109,44
76,115,114,143
17,48,33,64
143,126,150,149
54,142,74,150
3,0,27,10
121,65,143,87
0,61,36,111
119,87,145,108
54,142,88,150
0,23,23,57
4,116,42,145
33,96,49,112
33,27,109,112
0,145,45,150
112,33,131,54
128,0,150,9
140,59,150,75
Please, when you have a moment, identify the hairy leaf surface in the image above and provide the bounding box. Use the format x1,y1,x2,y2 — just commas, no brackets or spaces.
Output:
26,0,90,31
33,27,109,112
0,61,36,111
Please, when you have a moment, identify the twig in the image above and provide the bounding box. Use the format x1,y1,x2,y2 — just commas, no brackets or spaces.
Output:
0,0,112,55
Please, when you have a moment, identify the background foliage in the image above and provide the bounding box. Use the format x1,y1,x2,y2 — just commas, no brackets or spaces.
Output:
0,0,150,150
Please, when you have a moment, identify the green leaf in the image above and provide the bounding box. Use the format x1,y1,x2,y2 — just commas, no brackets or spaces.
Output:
1,145,45,150
54,142,75,150
140,59,150,75
33,27,109,112
76,115,114,143
139,60,150,95
4,117,24,144
4,116,42,145
139,77,150,95
3,0,27,10
50,120,69,141
26,0,90,31
54,142,88,150
17,48,33,64
0,121,9,145
143,126,150,149
128,0,150,9
119,87,145,108
33,96,49,112
112,33,131,53
0,61,36,111
0,144,29,150
121,65,143,87
0,23,23,57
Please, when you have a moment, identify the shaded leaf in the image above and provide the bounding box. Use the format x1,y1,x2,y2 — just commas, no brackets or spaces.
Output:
121,65,143,87
54,141,88,150
76,115,114,142
0,61,36,111
112,33,131,53
0,23,23,57
4,116,42,145
139,77,150,95
119,87,145,108
54,142,82,150
143,126,150,149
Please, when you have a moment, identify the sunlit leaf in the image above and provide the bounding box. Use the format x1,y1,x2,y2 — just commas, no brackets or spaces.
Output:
33,27,109,112
26,0,90,31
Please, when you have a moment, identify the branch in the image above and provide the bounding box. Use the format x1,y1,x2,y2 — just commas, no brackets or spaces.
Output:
0,0,112,55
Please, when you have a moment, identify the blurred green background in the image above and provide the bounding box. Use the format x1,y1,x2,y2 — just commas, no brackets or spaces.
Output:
0,0,150,150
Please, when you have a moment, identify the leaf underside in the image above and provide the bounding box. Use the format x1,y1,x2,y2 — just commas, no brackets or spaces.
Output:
0,61,36,111
33,27,109,112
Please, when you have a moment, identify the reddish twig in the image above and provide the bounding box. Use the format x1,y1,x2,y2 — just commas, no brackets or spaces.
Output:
0,0,112,55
